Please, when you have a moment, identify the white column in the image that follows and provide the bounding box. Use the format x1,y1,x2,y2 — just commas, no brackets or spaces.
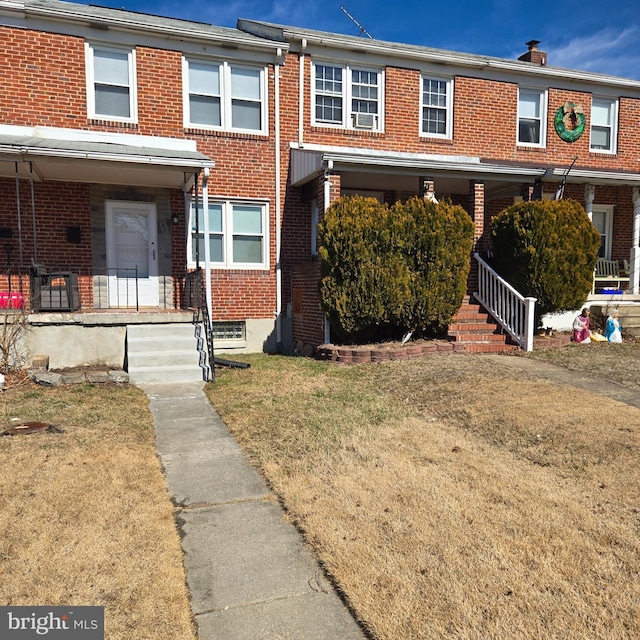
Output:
584,184,595,222
630,188,640,294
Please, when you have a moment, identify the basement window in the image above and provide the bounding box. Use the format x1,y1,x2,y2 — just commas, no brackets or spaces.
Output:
212,321,245,341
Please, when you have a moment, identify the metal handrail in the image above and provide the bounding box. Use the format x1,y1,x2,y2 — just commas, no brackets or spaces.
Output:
186,267,214,381
474,253,537,351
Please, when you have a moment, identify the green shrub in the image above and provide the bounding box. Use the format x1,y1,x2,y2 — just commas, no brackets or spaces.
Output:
490,199,600,325
318,195,474,343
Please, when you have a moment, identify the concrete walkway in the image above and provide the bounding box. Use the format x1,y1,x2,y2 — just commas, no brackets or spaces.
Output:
141,382,366,640
483,355,640,410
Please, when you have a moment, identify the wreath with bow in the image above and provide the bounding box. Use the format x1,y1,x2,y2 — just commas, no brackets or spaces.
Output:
554,102,586,142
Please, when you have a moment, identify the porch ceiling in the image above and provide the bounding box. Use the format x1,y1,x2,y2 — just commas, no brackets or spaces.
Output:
0,134,215,189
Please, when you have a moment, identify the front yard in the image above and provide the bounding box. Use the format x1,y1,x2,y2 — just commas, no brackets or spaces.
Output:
207,344,640,639
0,382,197,640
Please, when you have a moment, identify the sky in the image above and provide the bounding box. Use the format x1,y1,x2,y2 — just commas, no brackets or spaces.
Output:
74,0,640,81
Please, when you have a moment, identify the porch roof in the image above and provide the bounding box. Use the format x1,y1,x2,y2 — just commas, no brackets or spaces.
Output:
0,131,215,189
290,143,640,190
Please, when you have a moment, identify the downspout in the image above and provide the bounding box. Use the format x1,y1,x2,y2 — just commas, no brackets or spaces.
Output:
298,39,307,147
275,48,283,345
202,167,212,322
630,187,640,294
322,160,333,345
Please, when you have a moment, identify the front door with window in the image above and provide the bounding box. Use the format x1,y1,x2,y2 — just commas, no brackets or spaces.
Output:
106,201,158,307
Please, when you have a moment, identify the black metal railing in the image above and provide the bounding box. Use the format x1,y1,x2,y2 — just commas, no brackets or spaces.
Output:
1,264,177,312
186,267,215,381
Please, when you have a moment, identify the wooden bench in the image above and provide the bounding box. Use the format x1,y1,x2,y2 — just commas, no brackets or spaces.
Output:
592,258,628,293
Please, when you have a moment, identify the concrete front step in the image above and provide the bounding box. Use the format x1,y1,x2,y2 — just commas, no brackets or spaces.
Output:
126,323,206,384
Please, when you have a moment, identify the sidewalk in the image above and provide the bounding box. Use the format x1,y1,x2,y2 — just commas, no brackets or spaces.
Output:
483,354,640,410
141,382,366,640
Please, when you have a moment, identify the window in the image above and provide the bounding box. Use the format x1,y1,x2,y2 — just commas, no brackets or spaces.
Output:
590,97,617,153
189,200,268,268
592,206,614,259
212,321,245,341
86,43,136,122
518,88,546,146
421,76,453,138
312,62,382,130
184,59,266,133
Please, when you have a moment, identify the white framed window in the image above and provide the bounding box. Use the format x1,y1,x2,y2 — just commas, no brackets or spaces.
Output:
183,59,267,134
517,88,547,147
420,76,453,139
86,43,137,122
590,97,618,153
189,199,269,269
311,62,382,130
592,206,614,259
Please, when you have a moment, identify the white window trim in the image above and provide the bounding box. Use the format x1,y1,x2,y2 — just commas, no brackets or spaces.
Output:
310,61,384,131
419,74,454,140
592,205,614,259
517,87,547,148
182,58,268,135
590,97,618,154
85,42,137,123
188,198,270,270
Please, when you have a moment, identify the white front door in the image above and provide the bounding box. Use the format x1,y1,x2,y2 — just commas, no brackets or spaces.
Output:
106,201,158,307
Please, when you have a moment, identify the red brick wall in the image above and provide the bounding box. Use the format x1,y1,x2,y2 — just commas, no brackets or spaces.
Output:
0,25,279,320
291,261,324,346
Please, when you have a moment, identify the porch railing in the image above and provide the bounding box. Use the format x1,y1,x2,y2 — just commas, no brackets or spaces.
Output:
0,265,176,312
474,252,537,351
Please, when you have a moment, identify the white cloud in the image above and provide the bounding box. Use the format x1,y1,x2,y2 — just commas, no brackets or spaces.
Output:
549,27,640,80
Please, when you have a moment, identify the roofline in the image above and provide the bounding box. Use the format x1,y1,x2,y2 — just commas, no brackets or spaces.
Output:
239,19,640,91
6,0,288,53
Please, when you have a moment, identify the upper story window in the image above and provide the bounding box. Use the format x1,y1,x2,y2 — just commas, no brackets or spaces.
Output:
86,43,137,122
184,59,267,134
312,62,382,131
517,88,546,147
590,97,618,153
189,199,269,269
420,76,453,139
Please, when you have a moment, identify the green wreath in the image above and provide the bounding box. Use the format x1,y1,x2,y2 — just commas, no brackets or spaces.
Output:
554,102,586,142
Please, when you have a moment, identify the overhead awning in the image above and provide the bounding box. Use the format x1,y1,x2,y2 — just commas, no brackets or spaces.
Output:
290,143,640,190
0,129,215,189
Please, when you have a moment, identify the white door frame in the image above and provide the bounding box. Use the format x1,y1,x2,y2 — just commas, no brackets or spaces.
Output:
105,200,158,307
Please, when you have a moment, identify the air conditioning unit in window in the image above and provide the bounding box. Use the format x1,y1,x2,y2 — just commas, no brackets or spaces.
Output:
353,113,376,129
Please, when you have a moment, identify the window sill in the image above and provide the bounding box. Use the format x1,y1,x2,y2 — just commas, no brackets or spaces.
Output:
89,119,138,129
184,127,268,140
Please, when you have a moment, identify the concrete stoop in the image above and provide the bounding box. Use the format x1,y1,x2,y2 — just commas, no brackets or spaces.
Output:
126,323,207,384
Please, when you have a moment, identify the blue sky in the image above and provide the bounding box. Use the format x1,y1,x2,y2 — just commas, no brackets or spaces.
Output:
75,0,640,80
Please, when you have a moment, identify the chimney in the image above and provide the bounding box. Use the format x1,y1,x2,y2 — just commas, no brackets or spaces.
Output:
518,40,547,66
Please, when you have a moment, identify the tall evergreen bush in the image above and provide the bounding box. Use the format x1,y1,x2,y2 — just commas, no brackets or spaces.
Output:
318,195,474,343
490,199,601,324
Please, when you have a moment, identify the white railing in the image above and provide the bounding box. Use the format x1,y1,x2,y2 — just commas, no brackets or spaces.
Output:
474,252,537,351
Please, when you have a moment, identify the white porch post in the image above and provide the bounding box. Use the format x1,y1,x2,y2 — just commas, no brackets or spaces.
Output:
630,187,640,294
584,183,595,222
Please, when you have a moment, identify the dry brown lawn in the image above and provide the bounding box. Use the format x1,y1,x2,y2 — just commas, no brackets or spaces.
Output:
0,380,197,640
207,346,640,640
